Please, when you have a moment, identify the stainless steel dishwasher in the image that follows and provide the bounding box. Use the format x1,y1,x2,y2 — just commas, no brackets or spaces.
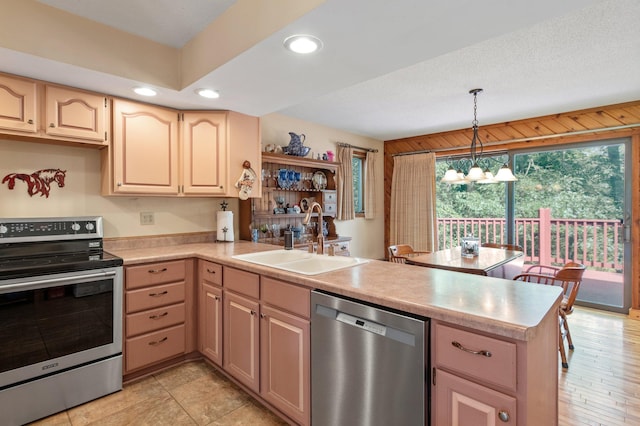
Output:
311,290,428,426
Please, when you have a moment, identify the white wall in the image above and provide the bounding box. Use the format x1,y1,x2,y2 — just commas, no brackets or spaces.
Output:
0,139,230,238
1,114,385,259
261,113,385,260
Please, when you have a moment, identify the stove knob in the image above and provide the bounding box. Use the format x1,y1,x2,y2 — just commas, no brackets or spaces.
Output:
71,222,81,231
85,222,95,231
0,225,7,234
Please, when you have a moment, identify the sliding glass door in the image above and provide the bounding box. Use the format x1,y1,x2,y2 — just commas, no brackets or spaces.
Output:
512,139,630,312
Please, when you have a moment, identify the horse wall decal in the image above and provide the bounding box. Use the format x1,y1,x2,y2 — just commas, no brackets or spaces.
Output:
2,169,67,198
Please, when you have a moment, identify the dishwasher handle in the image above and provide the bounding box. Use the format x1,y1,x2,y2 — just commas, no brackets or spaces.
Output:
315,302,417,346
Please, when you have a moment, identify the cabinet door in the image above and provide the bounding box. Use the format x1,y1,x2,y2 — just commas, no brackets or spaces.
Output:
181,112,227,195
434,369,517,425
0,74,37,133
45,85,108,144
112,99,179,194
224,291,260,393
199,282,223,366
260,305,310,426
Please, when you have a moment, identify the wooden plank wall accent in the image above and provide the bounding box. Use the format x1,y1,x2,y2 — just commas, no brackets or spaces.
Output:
383,100,640,317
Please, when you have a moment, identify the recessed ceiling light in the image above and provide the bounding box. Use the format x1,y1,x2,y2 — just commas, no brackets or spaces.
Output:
196,88,220,99
133,87,157,96
283,35,323,54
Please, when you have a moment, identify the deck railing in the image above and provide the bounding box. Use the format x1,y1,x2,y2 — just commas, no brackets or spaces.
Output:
438,208,624,272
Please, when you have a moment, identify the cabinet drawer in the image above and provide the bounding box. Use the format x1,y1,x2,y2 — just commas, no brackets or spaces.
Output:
126,282,185,313
199,260,222,286
126,303,185,337
322,190,337,203
434,322,516,392
323,203,337,214
125,324,186,372
224,266,259,299
262,277,310,318
126,260,186,289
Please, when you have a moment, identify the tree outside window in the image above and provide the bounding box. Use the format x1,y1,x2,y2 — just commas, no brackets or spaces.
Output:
352,151,366,216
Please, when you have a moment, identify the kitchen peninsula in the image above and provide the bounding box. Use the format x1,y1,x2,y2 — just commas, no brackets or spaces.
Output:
110,240,562,425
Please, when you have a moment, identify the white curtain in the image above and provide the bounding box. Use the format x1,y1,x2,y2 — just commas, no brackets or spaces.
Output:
390,152,437,252
364,150,377,219
336,145,354,220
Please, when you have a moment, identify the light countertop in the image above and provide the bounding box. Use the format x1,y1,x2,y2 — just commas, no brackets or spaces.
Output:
109,241,562,341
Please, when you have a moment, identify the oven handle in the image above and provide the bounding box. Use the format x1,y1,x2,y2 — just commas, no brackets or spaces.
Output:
0,270,118,292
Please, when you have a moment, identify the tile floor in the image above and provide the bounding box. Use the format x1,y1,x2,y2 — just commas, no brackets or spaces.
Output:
30,361,288,426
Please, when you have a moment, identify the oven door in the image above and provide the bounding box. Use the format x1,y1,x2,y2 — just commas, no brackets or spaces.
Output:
0,267,123,389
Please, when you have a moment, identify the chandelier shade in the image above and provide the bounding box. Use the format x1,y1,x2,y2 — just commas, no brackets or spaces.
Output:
441,89,517,184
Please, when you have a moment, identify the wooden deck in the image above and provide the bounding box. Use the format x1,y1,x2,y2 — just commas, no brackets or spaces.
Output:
559,307,640,425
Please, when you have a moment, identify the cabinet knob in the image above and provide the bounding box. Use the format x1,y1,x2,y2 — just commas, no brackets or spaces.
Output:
27,119,34,124
214,295,220,301
260,313,266,319
49,123,55,128
250,310,256,316
498,410,510,422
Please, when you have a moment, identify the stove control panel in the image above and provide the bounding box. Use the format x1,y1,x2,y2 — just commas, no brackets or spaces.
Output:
0,217,103,242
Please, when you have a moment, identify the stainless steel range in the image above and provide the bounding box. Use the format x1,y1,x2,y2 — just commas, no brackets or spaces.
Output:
0,217,123,426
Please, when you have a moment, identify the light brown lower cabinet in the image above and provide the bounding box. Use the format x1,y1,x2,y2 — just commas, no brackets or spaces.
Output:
198,261,223,366
219,266,310,426
431,315,558,425
123,259,195,377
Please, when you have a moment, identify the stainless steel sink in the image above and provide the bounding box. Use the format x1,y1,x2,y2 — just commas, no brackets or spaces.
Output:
232,250,368,275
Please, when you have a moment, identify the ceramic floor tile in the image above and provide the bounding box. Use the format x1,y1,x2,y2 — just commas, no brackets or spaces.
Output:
169,372,251,425
83,397,196,426
211,400,289,426
154,360,217,391
66,376,170,425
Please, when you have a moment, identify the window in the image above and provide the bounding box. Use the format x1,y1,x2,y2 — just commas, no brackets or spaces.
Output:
352,151,366,215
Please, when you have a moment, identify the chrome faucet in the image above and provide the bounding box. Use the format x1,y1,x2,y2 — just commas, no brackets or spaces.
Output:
302,202,324,255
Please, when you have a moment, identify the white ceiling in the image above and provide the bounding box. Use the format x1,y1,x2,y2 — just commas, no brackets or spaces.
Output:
5,0,640,141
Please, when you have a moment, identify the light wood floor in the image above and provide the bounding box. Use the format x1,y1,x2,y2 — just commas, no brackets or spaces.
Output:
558,306,640,425
31,306,640,425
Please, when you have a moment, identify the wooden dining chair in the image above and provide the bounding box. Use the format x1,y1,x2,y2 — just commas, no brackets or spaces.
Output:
387,244,429,264
513,262,586,368
481,242,524,251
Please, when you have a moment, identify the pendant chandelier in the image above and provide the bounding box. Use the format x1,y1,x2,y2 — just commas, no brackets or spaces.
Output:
441,89,517,184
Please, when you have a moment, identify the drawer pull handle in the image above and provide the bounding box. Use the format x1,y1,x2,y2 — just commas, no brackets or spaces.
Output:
148,337,168,346
149,291,168,297
149,312,169,319
148,268,168,274
498,410,510,422
206,268,216,274
452,341,492,357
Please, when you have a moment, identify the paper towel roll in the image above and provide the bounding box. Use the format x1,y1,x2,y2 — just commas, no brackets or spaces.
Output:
217,211,234,242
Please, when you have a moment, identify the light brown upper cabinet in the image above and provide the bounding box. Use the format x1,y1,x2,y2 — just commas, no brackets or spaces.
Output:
0,74,37,134
107,99,180,195
44,85,108,144
181,111,227,196
103,99,261,198
0,73,108,146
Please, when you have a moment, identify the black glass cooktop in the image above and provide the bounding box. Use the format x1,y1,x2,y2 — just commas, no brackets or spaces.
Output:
0,239,123,280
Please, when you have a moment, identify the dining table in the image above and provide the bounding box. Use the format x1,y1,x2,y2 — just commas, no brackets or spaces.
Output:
405,246,524,278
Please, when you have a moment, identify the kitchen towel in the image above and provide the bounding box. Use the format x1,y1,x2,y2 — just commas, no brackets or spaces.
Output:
217,211,234,242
